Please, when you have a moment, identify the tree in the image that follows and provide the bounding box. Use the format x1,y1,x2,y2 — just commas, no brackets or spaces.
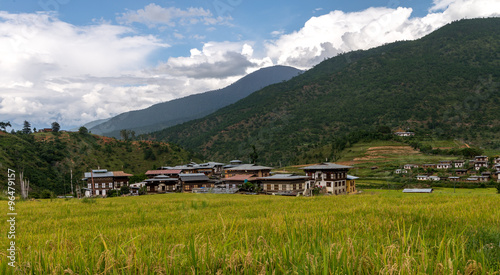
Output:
22,120,31,134
120,185,130,195
79,126,89,135
51,122,61,133
249,145,258,164
0,121,11,132
120,129,129,141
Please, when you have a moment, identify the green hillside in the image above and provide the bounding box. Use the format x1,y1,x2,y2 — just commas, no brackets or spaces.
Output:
147,18,500,165
0,131,196,196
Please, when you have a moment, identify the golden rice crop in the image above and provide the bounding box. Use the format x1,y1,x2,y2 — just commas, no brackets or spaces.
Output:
1,189,499,274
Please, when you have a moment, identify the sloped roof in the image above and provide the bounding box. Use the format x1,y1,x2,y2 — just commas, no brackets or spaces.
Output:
225,174,258,181
259,174,308,181
145,169,182,175
225,164,273,171
403,189,433,193
179,173,209,182
301,163,352,170
113,171,133,177
347,175,359,180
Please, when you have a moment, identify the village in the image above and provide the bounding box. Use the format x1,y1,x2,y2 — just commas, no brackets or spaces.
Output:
396,155,500,183
82,160,358,198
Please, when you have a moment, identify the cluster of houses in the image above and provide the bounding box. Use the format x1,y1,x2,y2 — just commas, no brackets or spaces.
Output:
395,156,500,183
82,161,358,197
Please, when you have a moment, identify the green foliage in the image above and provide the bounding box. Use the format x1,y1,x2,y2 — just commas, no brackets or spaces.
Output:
146,18,500,165
40,189,54,199
78,126,89,135
51,122,61,133
120,185,130,195
138,186,147,195
496,183,500,194
130,174,147,184
22,120,32,134
107,189,119,197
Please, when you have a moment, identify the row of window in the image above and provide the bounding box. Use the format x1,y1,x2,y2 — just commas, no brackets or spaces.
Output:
312,172,347,180
326,181,346,188
264,183,304,191
87,182,125,189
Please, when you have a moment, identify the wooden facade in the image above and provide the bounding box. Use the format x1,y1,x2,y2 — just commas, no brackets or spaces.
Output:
83,169,132,197
302,163,353,195
260,174,308,195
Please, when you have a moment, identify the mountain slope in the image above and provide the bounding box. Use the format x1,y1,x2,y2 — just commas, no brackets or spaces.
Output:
147,18,500,165
90,65,302,137
0,131,197,195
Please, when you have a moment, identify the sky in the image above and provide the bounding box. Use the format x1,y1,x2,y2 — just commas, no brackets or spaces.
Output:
0,0,499,130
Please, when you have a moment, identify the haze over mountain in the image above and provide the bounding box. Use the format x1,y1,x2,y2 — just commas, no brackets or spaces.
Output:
147,18,500,165
90,65,302,137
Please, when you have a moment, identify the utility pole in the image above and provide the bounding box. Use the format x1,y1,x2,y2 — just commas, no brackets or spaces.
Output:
70,169,73,195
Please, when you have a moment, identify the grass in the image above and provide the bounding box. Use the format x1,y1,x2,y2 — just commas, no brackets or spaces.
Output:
1,192,499,274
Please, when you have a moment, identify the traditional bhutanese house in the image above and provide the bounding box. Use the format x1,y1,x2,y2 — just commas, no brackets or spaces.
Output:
495,172,500,182
494,164,500,171
224,164,273,178
395,169,408,174
346,175,358,194
223,174,258,189
453,160,465,168
475,156,488,162
416,175,429,181
403,188,433,193
144,175,179,193
455,169,468,176
394,131,415,137
404,164,418,170
259,174,308,195
474,161,488,170
494,157,500,165
145,169,182,179
481,172,492,179
129,182,145,195
167,162,225,177
301,163,352,195
448,176,460,182
422,164,437,169
428,176,440,181
179,173,212,192
466,177,479,183
437,161,452,169
82,169,133,197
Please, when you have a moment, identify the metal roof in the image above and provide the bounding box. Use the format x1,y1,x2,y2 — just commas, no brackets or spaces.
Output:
179,173,209,182
145,169,182,175
225,164,273,171
301,163,352,170
259,174,308,180
346,175,359,180
225,174,258,181
403,189,433,193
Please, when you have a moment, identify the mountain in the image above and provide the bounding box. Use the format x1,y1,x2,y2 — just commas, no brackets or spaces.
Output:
89,65,302,138
0,131,197,195
146,18,500,165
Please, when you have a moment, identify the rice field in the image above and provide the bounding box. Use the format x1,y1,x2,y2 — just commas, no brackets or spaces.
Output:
1,190,500,274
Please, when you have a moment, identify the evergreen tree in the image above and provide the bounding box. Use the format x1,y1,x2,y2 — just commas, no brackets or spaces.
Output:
22,120,32,134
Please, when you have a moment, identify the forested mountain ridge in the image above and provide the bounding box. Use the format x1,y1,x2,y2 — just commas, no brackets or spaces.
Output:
89,65,302,138
0,131,196,195
146,18,500,165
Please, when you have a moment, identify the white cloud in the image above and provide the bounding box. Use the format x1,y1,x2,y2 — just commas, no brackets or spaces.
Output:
117,4,229,28
266,0,500,69
155,42,271,79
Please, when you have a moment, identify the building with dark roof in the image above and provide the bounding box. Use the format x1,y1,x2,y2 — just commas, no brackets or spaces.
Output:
259,174,308,195
301,163,353,195
82,169,133,197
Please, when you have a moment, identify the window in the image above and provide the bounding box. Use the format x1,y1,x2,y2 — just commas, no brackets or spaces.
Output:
94,183,98,189
95,190,100,195
327,182,331,187
109,183,113,188
274,184,279,191
101,183,105,188
87,183,91,188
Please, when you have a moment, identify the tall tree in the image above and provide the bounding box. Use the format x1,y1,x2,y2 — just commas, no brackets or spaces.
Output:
51,122,61,133
78,126,89,135
0,121,11,132
22,120,32,134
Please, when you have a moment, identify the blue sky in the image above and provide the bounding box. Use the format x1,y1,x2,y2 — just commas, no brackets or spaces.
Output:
0,0,498,130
